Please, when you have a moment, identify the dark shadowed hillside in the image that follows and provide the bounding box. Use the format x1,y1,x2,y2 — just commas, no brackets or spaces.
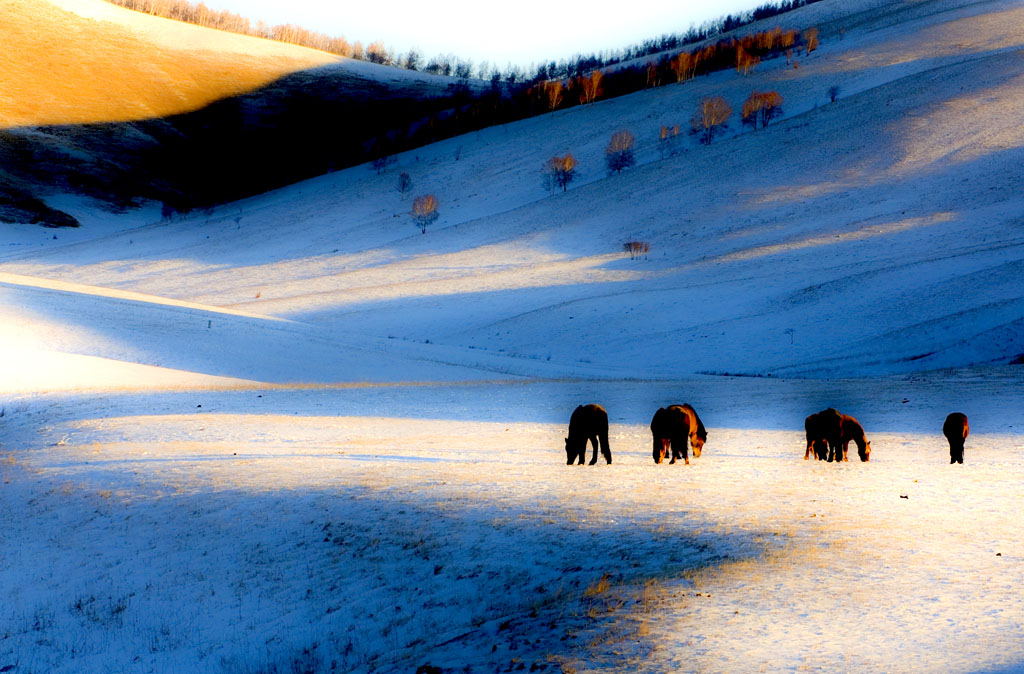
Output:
0,0,469,225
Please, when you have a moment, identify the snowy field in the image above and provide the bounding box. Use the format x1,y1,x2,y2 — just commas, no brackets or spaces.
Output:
3,376,1024,673
3,0,1024,671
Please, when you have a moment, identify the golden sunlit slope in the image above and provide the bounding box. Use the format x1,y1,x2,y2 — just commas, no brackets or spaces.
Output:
0,0,340,127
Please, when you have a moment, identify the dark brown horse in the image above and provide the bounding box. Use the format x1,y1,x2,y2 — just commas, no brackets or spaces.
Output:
651,404,707,464
565,404,611,465
804,408,839,461
943,412,968,464
804,408,870,462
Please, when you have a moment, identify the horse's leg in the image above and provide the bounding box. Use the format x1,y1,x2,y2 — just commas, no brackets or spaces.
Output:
588,435,599,465
599,431,612,464
654,437,664,464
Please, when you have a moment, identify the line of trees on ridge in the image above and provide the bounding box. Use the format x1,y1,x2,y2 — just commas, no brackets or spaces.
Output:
368,24,818,168
95,0,823,218
104,0,826,85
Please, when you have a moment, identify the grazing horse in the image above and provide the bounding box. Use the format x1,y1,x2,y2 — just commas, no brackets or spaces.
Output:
943,412,969,464
804,409,839,461
565,404,612,465
803,409,870,462
836,413,871,462
651,404,707,464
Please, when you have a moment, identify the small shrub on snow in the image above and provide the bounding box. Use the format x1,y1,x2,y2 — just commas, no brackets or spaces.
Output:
658,125,681,158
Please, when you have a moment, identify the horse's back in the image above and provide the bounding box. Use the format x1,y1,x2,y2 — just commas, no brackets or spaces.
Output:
651,406,688,437
679,403,707,440
839,414,865,441
943,412,968,440
572,404,608,435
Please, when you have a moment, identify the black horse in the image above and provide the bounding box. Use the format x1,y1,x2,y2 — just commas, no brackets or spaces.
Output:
804,408,840,461
565,404,611,465
943,412,968,464
651,404,707,464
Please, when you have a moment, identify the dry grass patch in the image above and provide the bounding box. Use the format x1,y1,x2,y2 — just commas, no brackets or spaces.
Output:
1,0,337,127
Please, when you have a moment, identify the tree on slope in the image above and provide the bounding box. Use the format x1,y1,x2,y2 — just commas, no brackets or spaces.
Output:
741,90,783,131
577,69,603,104
605,130,636,174
735,44,758,76
396,172,413,198
803,27,819,54
670,52,695,83
691,96,732,145
543,80,563,114
757,91,783,128
543,154,578,193
411,194,439,233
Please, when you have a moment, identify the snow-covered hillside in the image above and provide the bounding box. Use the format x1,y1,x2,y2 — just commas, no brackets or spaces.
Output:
2,0,1024,672
4,0,1021,383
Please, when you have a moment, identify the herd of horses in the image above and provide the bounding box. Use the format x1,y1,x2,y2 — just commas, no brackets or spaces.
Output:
564,404,971,465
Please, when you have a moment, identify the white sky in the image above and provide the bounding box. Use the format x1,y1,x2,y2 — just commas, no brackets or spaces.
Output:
202,0,762,68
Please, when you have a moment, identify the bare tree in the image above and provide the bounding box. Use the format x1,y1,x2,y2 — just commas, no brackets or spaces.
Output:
605,130,636,174
402,48,421,71
371,155,395,174
741,90,783,131
803,27,819,54
691,96,732,145
735,44,758,76
455,59,473,80
578,69,603,104
646,62,661,88
543,80,563,113
543,154,578,193
365,41,391,65
741,93,760,132
670,52,694,83
828,84,841,103
658,124,681,158
623,240,650,260
396,171,412,198
411,194,439,233
757,90,783,128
